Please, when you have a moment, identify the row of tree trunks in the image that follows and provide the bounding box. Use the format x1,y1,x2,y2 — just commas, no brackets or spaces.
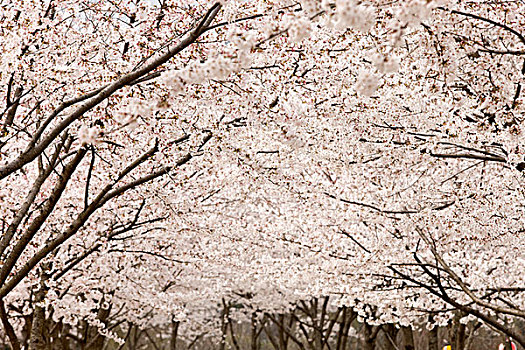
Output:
2,296,489,350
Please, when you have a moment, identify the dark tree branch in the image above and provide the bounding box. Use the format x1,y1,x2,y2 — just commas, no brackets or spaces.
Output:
415,227,525,318
325,192,419,214
0,146,88,286
84,146,96,210
0,299,21,350
0,133,69,259
445,8,525,45
429,152,506,162
479,49,525,55
265,313,306,350
341,229,371,253
388,264,525,348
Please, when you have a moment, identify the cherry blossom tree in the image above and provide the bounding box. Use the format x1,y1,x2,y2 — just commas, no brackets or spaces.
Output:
1,0,525,349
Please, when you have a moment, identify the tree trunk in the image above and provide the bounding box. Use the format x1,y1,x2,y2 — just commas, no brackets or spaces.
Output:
450,312,466,350
219,299,228,350
362,323,378,350
85,298,111,350
251,312,258,350
28,264,51,350
401,326,415,350
383,324,399,350
341,308,354,350
278,314,287,350
28,302,46,350
60,323,71,350
170,318,179,350
335,307,346,350
316,297,329,350
464,322,481,350
428,326,439,350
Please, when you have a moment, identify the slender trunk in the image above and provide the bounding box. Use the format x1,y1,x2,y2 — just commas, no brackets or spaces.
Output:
383,324,399,350
362,323,373,350
48,318,62,350
401,326,415,350
219,299,228,350
316,296,329,350
127,326,141,350
464,322,481,350
266,312,305,350
322,307,341,350
251,312,258,350
451,313,466,350
301,297,326,350
312,298,323,350
28,264,51,350
296,303,314,350
227,308,240,350
428,326,439,350
21,314,33,350
263,315,279,350
60,323,71,350
278,314,286,350
286,313,296,349
362,323,378,350
341,308,354,350
336,307,347,350
170,318,179,350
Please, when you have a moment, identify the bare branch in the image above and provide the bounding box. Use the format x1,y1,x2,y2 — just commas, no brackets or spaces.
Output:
429,152,506,163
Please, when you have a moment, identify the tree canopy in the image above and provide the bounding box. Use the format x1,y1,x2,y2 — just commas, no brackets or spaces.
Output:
0,0,524,349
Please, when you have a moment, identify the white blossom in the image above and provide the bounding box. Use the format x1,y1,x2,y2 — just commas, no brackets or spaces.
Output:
288,16,312,43
371,53,400,73
333,0,376,32
354,69,381,96
78,125,102,145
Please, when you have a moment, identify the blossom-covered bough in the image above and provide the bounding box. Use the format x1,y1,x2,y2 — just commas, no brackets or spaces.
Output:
1,0,524,349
